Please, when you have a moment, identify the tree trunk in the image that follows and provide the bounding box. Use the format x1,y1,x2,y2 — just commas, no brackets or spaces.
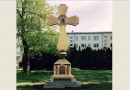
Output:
22,38,30,74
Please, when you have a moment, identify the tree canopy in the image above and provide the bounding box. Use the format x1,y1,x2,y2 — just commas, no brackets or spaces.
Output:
17,0,58,73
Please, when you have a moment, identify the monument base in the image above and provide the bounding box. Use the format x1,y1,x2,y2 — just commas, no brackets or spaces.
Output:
43,76,81,88
43,58,81,88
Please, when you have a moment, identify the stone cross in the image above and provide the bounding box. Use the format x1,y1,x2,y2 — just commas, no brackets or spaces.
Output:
44,4,81,88
47,4,79,52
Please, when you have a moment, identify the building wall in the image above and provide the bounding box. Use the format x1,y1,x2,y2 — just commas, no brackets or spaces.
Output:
67,32,112,50
102,32,112,49
16,37,23,62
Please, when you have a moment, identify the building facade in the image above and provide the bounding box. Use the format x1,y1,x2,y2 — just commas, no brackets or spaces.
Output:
67,32,112,50
16,38,23,63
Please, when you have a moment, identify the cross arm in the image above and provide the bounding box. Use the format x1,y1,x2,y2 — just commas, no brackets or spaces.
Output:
46,15,58,26
67,15,79,26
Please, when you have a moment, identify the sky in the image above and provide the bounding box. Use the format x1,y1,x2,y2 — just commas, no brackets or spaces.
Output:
47,0,112,32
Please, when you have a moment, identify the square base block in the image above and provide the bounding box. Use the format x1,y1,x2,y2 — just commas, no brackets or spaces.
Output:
43,77,81,88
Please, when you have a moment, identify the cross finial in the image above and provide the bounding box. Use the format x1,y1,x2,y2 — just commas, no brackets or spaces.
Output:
58,4,68,16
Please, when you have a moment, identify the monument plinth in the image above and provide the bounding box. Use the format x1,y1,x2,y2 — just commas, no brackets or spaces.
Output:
44,4,81,88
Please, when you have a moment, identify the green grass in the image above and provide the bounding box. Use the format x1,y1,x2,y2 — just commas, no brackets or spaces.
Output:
17,68,112,90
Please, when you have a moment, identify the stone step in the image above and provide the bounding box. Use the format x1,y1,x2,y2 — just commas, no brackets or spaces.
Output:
43,79,81,88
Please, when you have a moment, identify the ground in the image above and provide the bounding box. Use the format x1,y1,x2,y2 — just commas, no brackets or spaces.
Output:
17,68,112,90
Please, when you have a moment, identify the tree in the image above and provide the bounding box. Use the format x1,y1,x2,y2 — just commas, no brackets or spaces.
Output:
17,0,57,73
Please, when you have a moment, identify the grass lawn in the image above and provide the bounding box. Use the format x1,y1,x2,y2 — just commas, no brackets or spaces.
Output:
17,68,112,90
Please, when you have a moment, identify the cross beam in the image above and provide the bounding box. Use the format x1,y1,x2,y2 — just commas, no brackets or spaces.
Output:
47,4,79,52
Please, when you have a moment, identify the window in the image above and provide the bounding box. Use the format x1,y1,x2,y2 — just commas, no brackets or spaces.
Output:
110,43,112,47
93,43,99,48
70,44,73,47
111,36,112,40
81,44,86,48
70,40,73,43
88,36,90,40
97,44,99,47
76,36,78,41
94,44,96,47
104,36,107,38
81,36,86,40
75,44,78,49
70,36,73,39
88,44,91,47
93,36,99,40
104,39,107,42
104,43,107,47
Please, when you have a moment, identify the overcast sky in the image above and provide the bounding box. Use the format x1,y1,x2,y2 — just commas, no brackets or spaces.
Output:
47,0,112,32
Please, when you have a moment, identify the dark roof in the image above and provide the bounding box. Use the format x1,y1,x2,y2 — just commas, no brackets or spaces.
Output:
67,32,112,34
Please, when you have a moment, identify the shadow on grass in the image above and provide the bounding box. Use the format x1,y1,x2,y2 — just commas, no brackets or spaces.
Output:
17,70,52,83
17,82,112,90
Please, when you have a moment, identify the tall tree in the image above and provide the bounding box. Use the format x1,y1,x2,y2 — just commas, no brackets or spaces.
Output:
17,0,57,73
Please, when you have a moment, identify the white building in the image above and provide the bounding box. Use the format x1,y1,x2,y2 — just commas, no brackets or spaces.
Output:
16,38,23,62
67,32,112,50
102,32,112,49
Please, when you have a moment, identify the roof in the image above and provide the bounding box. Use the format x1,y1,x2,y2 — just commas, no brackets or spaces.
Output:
67,32,112,34
54,59,70,64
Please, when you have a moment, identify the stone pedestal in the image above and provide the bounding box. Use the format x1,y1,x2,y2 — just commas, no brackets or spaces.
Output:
43,59,81,88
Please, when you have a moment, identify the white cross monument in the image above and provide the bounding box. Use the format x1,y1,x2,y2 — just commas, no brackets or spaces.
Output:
44,4,81,88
